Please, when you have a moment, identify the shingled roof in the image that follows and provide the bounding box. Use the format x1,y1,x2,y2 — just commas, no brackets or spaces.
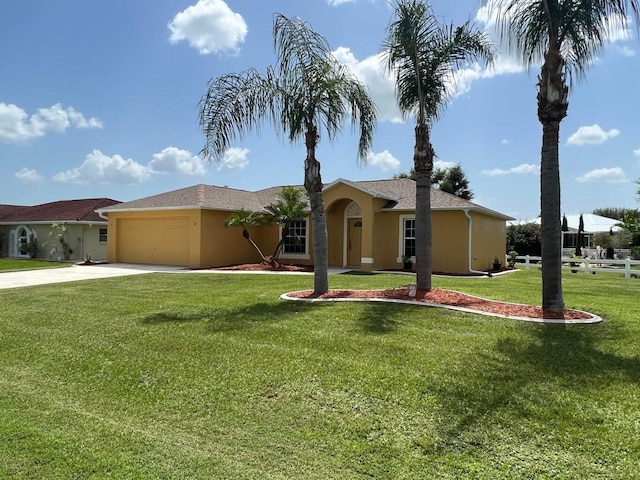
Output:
0,198,121,223
98,179,512,220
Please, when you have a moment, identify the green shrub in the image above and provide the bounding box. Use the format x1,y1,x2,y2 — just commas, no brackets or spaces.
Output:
506,223,541,256
631,246,640,260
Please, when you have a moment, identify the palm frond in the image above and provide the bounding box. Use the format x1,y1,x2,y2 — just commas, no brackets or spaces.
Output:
382,0,495,124
489,0,640,86
199,69,280,161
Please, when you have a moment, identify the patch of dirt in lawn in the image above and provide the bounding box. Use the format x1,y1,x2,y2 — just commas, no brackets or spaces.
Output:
287,287,592,321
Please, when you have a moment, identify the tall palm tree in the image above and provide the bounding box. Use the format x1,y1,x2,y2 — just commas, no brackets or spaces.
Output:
200,14,376,296
263,186,309,264
489,0,639,313
224,209,269,262
382,0,494,290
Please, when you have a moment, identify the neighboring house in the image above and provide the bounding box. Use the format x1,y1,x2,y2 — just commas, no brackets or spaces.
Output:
98,178,513,274
0,198,121,261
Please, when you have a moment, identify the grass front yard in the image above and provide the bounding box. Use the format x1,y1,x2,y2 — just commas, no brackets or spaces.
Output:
1,269,639,479
0,258,69,272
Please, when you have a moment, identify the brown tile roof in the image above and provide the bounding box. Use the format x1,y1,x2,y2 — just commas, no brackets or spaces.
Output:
99,184,263,212
0,198,120,223
98,179,512,220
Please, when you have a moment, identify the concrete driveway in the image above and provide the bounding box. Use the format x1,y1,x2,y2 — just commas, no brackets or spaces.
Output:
0,263,184,290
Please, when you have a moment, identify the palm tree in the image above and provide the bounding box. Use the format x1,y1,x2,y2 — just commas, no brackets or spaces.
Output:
489,0,639,313
382,0,494,290
263,186,309,265
224,209,269,263
200,14,376,296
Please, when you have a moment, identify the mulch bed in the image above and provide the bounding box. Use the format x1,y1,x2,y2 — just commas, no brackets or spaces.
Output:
287,287,592,320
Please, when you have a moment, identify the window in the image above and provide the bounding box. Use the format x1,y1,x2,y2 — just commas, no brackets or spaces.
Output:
99,228,108,243
283,220,307,255
403,218,416,257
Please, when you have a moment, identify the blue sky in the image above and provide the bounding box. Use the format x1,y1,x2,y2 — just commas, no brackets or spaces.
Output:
1,0,638,220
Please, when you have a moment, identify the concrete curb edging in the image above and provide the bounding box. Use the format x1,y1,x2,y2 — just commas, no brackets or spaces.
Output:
280,291,603,325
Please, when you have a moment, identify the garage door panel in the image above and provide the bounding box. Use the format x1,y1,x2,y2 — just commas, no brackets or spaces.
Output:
117,217,190,266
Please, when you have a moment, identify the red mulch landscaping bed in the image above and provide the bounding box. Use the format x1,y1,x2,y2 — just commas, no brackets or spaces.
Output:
287,287,592,320
214,263,313,272
213,263,592,320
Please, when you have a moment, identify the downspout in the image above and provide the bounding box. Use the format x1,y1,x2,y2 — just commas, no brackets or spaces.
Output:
463,208,489,276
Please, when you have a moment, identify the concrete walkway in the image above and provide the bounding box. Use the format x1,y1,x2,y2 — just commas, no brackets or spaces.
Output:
0,264,355,290
0,263,183,290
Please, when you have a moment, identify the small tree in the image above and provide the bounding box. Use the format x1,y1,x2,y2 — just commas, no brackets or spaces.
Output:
49,223,71,260
264,186,308,265
393,164,474,200
224,209,270,263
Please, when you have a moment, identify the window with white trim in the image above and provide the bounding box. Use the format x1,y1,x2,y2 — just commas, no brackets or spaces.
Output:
283,220,307,255
402,218,416,257
99,228,108,243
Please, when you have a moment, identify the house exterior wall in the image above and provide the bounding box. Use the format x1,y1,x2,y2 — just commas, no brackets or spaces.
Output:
199,210,265,267
432,211,469,274
0,223,107,261
470,212,507,270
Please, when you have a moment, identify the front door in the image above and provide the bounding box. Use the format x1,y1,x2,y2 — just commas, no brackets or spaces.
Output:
347,218,362,267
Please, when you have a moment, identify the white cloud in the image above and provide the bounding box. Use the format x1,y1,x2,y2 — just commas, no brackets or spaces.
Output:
576,167,627,183
617,45,636,57
332,47,400,123
149,147,207,176
327,0,355,4
482,163,539,176
218,147,249,170
567,124,620,145
0,103,102,143
633,148,640,158
53,150,150,184
14,167,43,183
168,0,247,55
501,139,510,145
604,13,633,43
366,150,401,170
434,160,456,170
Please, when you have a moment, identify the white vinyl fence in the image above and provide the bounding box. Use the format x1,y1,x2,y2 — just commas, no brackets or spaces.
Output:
515,255,640,278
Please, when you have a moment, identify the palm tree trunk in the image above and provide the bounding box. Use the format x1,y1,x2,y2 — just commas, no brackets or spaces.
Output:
304,126,329,296
540,121,564,312
414,123,433,291
243,229,268,263
538,42,567,313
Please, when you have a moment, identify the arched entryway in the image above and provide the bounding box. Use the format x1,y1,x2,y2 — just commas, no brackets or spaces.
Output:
8,225,34,258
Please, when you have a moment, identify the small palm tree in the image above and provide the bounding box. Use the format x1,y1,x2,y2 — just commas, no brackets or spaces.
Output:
200,13,376,296
264,186,309,265
489,0,639,313
224,209,269,262
382,0,494,290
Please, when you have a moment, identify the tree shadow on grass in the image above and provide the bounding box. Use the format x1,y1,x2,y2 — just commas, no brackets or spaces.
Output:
356,302,406,334
141,299,335,333
430,323,640,456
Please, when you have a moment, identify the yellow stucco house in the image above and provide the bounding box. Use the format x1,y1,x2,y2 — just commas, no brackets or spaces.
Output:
97,178,513,273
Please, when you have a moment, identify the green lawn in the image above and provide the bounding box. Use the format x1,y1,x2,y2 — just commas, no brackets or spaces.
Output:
1,269,639,479
0,258,69,272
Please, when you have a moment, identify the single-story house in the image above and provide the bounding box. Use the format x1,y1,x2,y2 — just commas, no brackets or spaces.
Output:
0,198,121,261
97,178,513,273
